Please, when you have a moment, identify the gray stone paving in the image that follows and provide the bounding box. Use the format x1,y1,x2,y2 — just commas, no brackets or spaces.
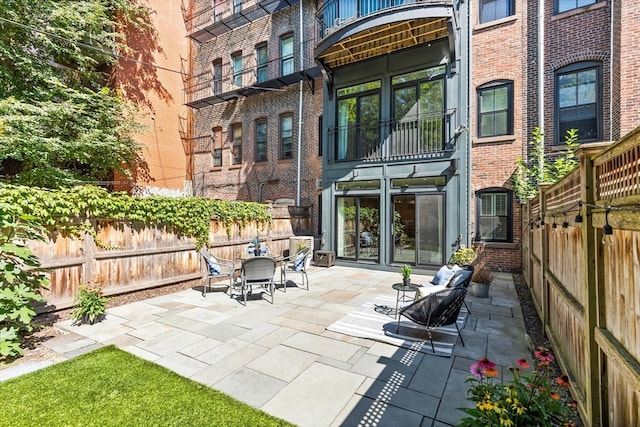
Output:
2,265,529,427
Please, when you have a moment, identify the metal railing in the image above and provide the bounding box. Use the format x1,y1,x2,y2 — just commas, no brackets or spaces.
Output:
327,109,456,162
184,39,318,105
316,0,452,39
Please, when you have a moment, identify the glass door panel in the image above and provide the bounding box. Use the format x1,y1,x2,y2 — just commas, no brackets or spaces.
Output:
392,193,444,266
336,196,379,261
392,195,415,264
416,194,444,265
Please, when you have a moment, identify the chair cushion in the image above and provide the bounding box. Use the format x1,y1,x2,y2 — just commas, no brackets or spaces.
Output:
431,265,460,286
448,268,473,288
293,252,306,271
206,256,221,275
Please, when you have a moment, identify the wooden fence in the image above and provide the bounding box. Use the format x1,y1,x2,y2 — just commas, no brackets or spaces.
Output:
32,206,310,312
522,127,640,427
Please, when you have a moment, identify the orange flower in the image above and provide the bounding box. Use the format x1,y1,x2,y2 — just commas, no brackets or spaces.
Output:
485,367,499,377
556,374,570,387
516,358,529,369
550,392,560,400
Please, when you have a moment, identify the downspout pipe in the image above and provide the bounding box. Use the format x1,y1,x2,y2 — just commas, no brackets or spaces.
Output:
538,0,545,171
296,0,304,206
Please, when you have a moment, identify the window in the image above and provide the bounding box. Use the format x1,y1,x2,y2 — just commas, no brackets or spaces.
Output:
555,0,596,14
280,34,294,76
231,124,242,165
280,113,293,159
336,80,381,161
233,0,242,14
555,62,600,144
212,59,222,94
256,43,268,83
392,66,446,154
212,127,222,167
476,189,512,242
477,81,513,138
255,119,267,162
480,0,514,24
232,52,242,87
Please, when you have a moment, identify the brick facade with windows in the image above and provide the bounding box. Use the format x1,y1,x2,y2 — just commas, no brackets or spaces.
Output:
471,4,528,270
187,4,323,233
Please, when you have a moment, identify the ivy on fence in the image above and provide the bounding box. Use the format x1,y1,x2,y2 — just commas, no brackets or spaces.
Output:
0,184,272,249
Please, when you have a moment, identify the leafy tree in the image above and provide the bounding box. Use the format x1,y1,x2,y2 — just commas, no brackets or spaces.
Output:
0,0,155,188
512,128,579,203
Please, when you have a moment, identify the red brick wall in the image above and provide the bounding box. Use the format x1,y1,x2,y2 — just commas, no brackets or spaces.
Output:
471,6,528,271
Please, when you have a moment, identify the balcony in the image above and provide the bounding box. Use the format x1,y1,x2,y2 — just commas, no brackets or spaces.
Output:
184,40,321,109
315,0,455,71
328,109,457,162
182,0,300,43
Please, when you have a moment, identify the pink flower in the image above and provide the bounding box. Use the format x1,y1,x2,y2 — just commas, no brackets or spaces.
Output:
470,362,484,379
534,347,554,362
478,357,496,370
517,358,529,369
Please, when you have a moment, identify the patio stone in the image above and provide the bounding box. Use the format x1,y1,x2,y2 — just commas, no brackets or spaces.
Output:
282,331,361,363
246,344,317,382
262,362,365,427
155,351,209,378
214,367,287,408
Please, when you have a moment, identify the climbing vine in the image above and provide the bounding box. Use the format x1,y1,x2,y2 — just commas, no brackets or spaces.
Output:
0,184,272,249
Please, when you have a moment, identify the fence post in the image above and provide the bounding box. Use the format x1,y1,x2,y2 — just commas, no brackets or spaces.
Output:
538,183,552,328
578,145,604,427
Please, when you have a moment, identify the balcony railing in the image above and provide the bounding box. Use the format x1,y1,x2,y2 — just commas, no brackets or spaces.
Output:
184,39,320,108
328,109,456,162
182,0,300,42
316,0,452,39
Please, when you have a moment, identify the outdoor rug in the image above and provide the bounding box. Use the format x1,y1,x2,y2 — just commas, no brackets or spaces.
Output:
326,294,467,357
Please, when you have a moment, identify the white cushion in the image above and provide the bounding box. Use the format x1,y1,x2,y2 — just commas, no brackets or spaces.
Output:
430,264,460,286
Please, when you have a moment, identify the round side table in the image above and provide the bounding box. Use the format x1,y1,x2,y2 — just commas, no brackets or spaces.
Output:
392,282,419,318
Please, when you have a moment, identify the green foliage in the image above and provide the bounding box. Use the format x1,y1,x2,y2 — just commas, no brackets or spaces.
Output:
0,203,49,359
449,247,476,266
460,348,574,427
512,128,579,203
0,0,157,188
70,282,109,325
0,184,272,249
0,90,144,188
0,345,294,426
400,264,412,280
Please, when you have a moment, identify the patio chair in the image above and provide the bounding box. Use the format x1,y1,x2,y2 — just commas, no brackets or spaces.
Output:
279,247,311,292
199,248,236,297
415,265,474,313
396,286,468,353
233,256,277,305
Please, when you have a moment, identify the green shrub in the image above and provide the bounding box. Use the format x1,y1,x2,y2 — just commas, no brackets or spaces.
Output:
0,203,49,359
70,282,109,325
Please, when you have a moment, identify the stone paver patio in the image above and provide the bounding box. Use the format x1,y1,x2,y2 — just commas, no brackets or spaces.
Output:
5,265,528,426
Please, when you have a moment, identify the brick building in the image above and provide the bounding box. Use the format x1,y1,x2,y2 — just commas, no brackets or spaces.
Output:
167,0,634,272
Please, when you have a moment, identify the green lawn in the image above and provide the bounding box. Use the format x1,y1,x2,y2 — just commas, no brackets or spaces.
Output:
0,346,294,427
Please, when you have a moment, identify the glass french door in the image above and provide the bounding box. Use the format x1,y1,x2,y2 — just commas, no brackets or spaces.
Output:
392,193,444,266
336,196,379,261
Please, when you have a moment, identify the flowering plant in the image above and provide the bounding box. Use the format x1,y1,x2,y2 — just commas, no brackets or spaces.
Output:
70,282,109,325
460,347,575,427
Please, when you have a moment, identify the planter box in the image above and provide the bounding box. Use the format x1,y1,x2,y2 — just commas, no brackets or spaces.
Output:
471,282,490,298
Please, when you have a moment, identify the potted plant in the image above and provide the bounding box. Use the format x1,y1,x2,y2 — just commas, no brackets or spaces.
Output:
70,282,109,325
470,263,494,298
449,246,476,266
400,264,412,286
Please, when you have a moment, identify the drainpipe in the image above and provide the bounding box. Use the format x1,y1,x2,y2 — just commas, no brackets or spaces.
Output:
296,0,304,206
465,0,472,245
538,0,545,171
